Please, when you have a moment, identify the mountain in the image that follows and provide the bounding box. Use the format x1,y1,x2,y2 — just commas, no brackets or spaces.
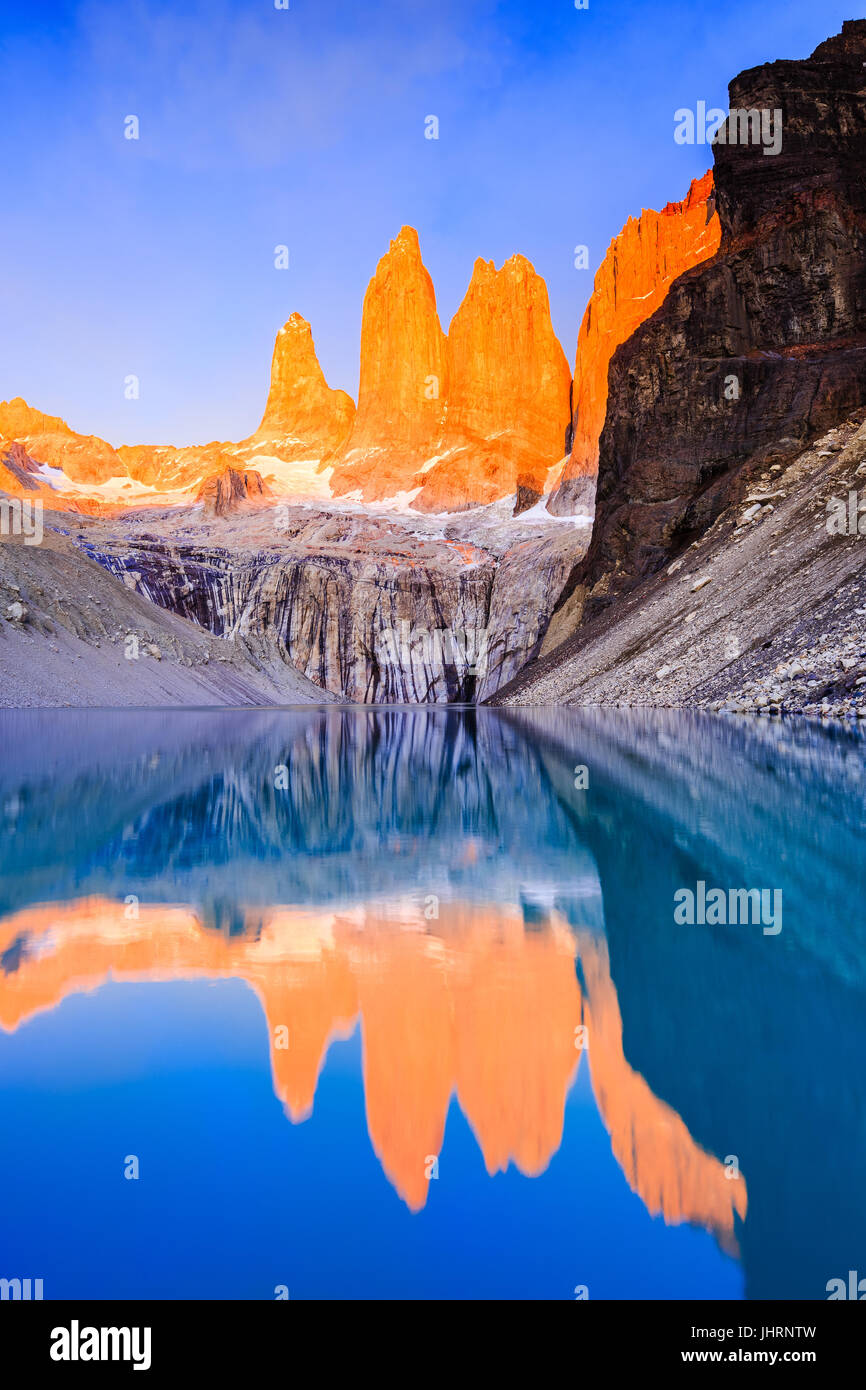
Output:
575,19,866,616
0,399,239,496
249,312,355,461
0,315,353,501
0,398,122,485
548,171,720,515
1,232,565,516
108,318,353,495
328,226,448,501
328,227,572,510
414,254,572,513
493,19,866,712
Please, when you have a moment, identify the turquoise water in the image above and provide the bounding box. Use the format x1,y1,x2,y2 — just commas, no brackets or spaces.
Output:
0,707,864,1300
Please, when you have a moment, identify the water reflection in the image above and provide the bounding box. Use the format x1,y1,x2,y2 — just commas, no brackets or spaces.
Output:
0,895,746,1240
1,707,864,1298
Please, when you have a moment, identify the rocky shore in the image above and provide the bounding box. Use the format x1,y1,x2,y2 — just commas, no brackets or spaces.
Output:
492,414,866,721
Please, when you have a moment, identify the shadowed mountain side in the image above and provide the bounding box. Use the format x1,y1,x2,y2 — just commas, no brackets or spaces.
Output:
0,531,330,708
572,22,866,620
501,706,866,1298
491,412,866,713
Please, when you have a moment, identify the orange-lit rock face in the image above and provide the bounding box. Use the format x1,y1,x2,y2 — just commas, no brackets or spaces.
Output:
116,442,231,491
330,230,572,511
330,227,447,501
413,255,573,513
0,440,65,507
0,316,354,499
0,897,746,1244
0,397,122,485
251,312,355,461
2,193,715,511
550,172,720,511
0,401,231,497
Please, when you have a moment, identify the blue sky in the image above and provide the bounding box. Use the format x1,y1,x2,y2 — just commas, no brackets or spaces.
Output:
0,0,856,446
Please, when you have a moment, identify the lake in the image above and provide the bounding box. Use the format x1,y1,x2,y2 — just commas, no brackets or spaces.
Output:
1,706,864,1299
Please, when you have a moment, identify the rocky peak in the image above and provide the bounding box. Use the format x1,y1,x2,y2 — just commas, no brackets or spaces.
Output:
443,252,570,450
253,312,354,460
715,18,866,242
353,224,448,438
411,251,572,513
330,230,571,511
196,466,273,517
5,229,570,514
0,397,121,485
329,225,447,500
0,397,70,439
548,171,720,515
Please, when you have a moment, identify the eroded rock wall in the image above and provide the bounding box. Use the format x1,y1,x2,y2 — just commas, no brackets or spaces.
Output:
573,20,866,617
76,507,581,703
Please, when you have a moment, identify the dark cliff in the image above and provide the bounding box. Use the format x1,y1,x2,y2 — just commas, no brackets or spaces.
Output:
571,20,866,617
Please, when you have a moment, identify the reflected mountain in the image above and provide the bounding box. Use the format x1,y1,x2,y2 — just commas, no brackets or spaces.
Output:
1,706,864,1297
0,709,602,924
0,895,745,1242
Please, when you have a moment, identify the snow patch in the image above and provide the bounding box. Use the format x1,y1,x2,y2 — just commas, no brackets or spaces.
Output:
516,493,593,525
249,453,333,500
33,462,65,490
